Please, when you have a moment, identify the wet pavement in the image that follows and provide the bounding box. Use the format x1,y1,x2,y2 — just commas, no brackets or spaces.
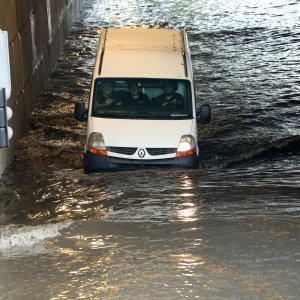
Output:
0,0,300,299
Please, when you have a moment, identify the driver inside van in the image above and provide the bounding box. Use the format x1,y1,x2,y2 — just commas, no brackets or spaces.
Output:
94,81,122,109
154,82,184,108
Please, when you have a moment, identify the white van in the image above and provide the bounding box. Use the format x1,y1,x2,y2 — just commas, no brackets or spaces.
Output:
75,28,210,173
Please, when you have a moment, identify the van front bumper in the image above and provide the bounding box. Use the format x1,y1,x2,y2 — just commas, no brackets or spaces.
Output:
83,151,199,173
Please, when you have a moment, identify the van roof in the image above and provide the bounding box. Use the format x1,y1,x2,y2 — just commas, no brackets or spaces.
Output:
97,28,189,79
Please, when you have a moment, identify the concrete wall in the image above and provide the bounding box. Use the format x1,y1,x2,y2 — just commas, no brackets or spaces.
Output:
0,0,86,175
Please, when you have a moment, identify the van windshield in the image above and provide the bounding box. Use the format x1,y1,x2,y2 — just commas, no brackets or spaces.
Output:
92,78,193,120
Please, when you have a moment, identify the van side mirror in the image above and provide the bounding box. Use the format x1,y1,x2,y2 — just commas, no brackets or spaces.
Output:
74,102,87,122
196,104,211,124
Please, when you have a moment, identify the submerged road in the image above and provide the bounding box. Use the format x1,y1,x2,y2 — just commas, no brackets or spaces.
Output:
0,0,300,299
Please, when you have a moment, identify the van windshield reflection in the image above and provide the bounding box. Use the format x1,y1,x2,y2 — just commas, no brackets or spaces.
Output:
92,78,193,120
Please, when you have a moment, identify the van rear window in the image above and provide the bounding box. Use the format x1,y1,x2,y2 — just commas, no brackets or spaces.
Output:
91,78,193,120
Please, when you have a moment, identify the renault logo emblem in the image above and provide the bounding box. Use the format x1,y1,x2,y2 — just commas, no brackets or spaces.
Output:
138,149,146,158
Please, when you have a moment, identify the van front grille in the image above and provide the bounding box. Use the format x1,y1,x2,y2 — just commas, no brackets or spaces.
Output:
108,147,177,156
146,148,177,156
108,147,137,155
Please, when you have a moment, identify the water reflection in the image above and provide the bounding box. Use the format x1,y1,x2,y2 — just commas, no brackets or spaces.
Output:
1,162,300,227
171,253,205,272
177,203,198,222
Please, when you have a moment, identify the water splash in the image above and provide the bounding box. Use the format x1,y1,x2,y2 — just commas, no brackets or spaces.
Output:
0,222,72,254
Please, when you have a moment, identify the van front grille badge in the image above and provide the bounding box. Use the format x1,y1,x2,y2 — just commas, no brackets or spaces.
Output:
138,149,146,158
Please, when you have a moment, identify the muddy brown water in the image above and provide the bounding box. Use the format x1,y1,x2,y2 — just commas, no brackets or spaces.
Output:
0,0,299,299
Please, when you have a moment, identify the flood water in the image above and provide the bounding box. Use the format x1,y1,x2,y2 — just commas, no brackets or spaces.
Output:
0,0,300,299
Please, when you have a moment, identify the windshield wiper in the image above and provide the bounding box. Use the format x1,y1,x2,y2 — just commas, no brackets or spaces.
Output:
93,111,191,120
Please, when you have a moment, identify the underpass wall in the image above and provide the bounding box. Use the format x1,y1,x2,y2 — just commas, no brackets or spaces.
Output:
0,0,87,176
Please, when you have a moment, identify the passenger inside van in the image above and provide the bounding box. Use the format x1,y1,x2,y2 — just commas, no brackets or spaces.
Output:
94,80,122,109
125,82,151,106
154,82,184,108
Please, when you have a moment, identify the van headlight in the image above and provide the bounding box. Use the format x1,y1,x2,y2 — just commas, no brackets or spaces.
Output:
86,132,107,156
176,135,197,157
